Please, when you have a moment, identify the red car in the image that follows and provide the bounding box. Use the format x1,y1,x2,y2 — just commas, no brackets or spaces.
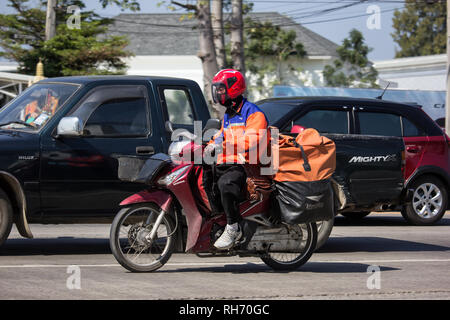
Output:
401,107,450,225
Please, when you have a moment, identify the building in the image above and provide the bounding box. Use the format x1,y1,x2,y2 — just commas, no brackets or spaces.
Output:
373,54,446,91
0,60,34,107
107,12,339,97
0,60,42,107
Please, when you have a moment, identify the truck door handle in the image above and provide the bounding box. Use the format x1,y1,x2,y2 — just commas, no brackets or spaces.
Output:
406,146,420,153
136,146,155,155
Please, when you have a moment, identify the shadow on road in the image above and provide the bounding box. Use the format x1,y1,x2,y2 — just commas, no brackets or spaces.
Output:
317,236,450,253
334,214,450,227
153,262,399,274
1,235,449,257
0,238,112,256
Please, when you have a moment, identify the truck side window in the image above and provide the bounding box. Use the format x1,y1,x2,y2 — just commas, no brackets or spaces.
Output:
84,97,148,136
69,85,150,137
292,109,349,134
358,112,402,137
161,89,195,125
402,116,426,137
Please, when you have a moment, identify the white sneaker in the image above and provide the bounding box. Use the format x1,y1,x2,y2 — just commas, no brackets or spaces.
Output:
214,223,242,250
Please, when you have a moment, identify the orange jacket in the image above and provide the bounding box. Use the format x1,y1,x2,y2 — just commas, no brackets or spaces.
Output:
210,99,269,165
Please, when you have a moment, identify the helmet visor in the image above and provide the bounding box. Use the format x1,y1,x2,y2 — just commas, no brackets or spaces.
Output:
211,82,230,106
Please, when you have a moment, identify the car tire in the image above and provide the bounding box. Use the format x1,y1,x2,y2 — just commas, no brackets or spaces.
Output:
340,211,371,220
0,189,13,247
315,217,334,250
402,175,448,225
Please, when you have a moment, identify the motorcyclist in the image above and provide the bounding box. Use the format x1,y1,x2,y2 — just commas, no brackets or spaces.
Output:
206,69,269,250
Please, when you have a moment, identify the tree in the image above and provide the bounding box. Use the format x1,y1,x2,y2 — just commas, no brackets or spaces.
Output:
391,0,446,58
163,0,253,116
167,1,219,113
323,29,379,88
211,0,226,69
244,19,307,99
0,0,134,77
230,0,245,76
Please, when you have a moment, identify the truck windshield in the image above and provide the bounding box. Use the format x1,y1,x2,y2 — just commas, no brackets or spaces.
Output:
0,83,79,131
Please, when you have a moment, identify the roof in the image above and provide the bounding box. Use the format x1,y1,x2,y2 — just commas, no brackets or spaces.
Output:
38,75,198,85
107,12,338,57
0,72,34,83
373,54,446,72
257,95,421,110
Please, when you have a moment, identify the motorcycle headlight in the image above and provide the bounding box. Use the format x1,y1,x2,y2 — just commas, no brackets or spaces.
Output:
157,166,189,186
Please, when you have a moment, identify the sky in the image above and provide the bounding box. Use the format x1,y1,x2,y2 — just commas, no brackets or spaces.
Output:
2,0,404,61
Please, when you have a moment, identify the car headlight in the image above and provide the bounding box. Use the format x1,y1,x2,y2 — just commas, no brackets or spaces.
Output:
157,166,189,186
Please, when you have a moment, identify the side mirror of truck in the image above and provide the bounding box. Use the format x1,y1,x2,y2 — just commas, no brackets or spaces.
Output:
165,120,174,134
56,117,83,138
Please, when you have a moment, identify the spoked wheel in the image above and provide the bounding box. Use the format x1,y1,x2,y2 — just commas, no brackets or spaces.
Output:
260,222,317,271
110,203,177,272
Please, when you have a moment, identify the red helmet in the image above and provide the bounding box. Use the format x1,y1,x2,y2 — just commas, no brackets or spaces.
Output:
211,69,246,106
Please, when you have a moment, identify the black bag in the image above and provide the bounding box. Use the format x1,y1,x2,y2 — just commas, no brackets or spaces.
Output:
274,179,334,224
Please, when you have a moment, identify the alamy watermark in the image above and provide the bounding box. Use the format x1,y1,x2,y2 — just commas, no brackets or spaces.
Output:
66,265,81,290
169,121,279,176
66,5,81,30
366,5,381,30
366,265,381,290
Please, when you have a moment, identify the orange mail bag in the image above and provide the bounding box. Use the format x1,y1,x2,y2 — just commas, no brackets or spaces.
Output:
271,128,336,224
273,128,336,182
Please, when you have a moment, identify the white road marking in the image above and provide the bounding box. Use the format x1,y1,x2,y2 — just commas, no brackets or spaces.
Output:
0,258,449,268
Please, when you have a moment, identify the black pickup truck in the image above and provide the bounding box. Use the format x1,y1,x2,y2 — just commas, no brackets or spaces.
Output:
0,76,210,246
0,76,407,250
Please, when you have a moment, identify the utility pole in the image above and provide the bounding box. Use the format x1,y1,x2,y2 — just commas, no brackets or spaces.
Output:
446,0,450,133
45,0,56,41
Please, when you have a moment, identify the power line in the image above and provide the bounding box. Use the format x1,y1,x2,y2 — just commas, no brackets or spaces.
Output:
299,6,401,25
108,6,404,35
109,1,366,30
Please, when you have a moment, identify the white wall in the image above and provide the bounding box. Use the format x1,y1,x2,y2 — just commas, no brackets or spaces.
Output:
125,55,334,100
374,54,446,91
124,55,204,88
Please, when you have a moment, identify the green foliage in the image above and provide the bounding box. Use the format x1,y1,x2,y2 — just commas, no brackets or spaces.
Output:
0,0,132,77
99,0,140,11
391,0,446,58
323,29,379,88
243,19,306,98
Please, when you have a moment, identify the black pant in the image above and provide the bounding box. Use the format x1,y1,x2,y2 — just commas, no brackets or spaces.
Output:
215,165,247,225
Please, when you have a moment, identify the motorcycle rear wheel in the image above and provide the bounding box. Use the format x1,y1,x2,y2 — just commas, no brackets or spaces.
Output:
260,222,317,271
110,203,177,272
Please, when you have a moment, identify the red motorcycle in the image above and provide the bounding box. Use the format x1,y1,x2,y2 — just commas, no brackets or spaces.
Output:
110,120,317,272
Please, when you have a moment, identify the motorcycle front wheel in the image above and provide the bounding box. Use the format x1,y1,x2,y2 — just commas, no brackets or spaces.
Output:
260,222,317,271
110,203,177,272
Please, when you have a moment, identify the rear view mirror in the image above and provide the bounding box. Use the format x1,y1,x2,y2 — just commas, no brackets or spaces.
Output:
203,119,221,132
202,119,221,143
56,117,83,137
165,120,174,134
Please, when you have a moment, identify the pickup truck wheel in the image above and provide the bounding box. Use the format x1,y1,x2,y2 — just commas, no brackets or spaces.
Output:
402,175,448,225
315,217,334,250
0,189,13,247
340,211,371,220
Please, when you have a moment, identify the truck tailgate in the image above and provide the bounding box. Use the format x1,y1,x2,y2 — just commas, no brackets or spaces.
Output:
326,134,405,207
